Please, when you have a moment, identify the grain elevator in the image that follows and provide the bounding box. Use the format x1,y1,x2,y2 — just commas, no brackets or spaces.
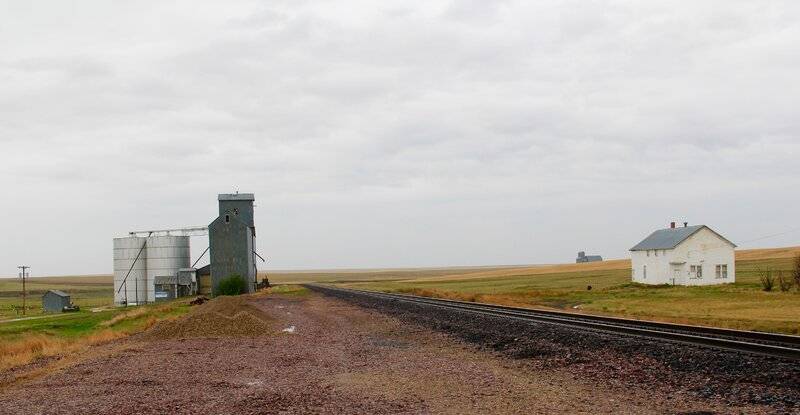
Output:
113,193,260,306
208,193,258,295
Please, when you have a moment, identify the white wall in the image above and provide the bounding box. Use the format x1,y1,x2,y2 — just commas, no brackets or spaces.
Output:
631,248,674,284
631,227,735,286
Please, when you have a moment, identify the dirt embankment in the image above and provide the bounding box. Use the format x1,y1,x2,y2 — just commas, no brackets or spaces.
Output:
143,295,273,340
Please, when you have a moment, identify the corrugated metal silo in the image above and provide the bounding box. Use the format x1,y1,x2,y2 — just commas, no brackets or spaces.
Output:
113,237,148,306
145,236,190,302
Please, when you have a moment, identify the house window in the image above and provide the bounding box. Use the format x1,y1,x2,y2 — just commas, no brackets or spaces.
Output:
225,214,230,223
716,264,728,279
643,265,647,279
654,250,658,257
647,250,650,257
690,265,702,278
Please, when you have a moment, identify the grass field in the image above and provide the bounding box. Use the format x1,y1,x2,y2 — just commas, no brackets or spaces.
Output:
270,247,800,334
0,275,113,320
0,275,192,377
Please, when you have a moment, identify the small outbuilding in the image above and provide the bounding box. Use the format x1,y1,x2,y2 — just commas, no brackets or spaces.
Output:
630,222,736,286
42,290,72,313
576,251,602,263
197,264,212,295
154,271,196,302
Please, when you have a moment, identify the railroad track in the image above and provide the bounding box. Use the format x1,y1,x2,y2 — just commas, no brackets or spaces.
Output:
308,284,800,361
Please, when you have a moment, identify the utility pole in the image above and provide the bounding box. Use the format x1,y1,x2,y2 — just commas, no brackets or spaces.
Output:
17,266,29,316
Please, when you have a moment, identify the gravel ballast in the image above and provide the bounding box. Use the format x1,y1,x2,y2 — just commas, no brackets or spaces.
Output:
311,285,800,413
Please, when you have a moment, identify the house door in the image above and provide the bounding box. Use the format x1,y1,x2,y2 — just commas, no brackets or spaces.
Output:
672,266,683,285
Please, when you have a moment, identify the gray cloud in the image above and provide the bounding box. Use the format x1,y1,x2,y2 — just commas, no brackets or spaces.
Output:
1,0,799,275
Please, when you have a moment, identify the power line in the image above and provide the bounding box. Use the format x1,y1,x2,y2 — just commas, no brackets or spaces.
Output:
17,266,29,316
738,227,800,245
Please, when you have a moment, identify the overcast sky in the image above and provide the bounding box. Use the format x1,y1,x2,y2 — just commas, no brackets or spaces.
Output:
1,1,799,276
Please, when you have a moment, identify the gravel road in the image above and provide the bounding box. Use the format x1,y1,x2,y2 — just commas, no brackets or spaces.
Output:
0,290,788,414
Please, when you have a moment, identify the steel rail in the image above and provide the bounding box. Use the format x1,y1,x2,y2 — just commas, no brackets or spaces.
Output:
308,284,800,361
358,289,800,347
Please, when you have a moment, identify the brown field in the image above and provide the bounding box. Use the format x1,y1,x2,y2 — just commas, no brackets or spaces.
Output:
264,246,800,285
24,275,113,284
262,266,518,285
735,246,800,260
401,259,632,283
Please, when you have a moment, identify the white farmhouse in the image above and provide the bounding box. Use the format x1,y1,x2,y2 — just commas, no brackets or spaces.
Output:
630,223,736,285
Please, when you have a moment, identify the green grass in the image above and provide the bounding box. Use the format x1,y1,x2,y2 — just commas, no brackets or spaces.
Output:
267,284,311,297
0,311,117,340
0,301,190,342
0,276,113,320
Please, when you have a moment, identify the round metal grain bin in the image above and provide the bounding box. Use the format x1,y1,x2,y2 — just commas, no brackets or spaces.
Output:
113,237,148,306
145,236,190,303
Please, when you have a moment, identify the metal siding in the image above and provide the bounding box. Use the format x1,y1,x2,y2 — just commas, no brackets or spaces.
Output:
145,236,190,303
113,237,148,306
42,291,70,313
209,216,255,295
198,274,212,295
246,227,255,287
218,200,255,228
113,236,190,306
154,284,176,301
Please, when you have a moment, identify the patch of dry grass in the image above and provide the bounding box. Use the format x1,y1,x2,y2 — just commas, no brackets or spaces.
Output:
0,330,126,373
99,307,149,327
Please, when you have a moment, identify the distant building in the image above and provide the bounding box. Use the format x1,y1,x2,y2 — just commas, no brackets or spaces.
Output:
154,269,196,301
208,193,258,295
196,264,212,296
630,222,736,286
576,251,602,263
42,290,72,313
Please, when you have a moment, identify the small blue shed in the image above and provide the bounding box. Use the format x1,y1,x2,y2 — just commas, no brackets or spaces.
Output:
42,290,71,313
